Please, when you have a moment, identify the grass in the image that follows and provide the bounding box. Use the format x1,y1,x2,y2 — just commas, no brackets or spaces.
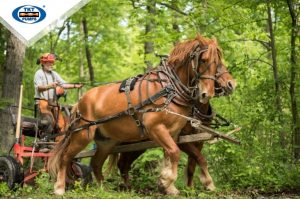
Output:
1,178,299,199
2,148,300,198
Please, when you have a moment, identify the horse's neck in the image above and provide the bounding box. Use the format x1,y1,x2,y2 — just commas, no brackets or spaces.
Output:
174,64,193,87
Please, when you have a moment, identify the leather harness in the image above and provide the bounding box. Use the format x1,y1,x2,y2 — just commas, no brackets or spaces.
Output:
69,44,227,137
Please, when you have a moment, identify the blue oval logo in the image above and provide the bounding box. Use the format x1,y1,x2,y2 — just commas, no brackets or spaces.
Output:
12,5,46,24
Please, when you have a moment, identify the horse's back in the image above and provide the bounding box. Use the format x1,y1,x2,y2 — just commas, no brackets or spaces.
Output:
79,83,127,117
79,78,164,118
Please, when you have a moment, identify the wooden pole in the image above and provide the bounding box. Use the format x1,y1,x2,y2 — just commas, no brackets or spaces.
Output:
192,122,241,145
75,132,215,159
208,127,241,144
15,85,23,142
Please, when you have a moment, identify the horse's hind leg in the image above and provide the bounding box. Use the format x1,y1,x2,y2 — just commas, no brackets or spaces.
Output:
186,155,197,187
90,139,117,183
181,142,215,191
118,150,145,189
195,142,215,191
54,128,95,195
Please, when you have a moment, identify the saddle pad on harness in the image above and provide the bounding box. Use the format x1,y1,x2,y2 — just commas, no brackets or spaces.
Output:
119,75,143,93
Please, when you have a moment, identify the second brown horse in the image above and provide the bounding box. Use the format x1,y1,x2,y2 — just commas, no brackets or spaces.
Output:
105,62,236,191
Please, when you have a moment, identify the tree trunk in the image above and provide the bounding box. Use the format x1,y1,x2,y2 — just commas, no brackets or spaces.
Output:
79,36,84,99
0,25,7,68
171,0,180,45
82,17,94,85
144,0,156,71
267,1,285,147
0,33,26,153
287,0,300,160
66,20,71,71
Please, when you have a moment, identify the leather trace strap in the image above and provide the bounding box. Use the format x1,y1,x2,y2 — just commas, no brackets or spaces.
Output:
70,85,176,134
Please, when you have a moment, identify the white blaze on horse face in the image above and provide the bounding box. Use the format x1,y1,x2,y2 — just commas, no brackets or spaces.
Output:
196,48,217,102
198,79,214,103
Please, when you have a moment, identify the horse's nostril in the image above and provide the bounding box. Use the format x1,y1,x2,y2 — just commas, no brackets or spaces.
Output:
201,92,207,99
227,81,233,90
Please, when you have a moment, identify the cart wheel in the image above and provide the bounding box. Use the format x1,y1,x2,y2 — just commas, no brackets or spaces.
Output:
0,156,23,189
70,162,92,186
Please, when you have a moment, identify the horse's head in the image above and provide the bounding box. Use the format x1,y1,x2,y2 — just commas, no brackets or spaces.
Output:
214,63,237,96
168,34,227,103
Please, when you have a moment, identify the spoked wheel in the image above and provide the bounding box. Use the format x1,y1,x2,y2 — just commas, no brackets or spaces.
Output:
0,156,24,189
66,162,92,188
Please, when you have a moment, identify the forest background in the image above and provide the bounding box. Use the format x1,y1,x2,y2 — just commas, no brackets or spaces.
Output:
0,0,300,197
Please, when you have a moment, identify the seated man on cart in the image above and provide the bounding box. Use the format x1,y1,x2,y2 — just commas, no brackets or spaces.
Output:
34,53,82,151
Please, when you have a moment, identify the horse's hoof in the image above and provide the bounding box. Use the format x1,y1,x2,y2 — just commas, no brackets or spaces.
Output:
157,179,167,193
54,188,65,196
165,184,180,196
205,182,216,191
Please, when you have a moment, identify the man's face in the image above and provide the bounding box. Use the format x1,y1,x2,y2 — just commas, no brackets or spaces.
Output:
43,62,54,72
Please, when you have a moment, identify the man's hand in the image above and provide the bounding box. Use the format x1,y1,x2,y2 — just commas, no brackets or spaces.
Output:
49,82,58,88
74,83,83,88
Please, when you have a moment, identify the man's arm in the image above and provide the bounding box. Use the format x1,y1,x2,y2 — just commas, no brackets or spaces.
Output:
62,83,83,89
53,71,83,89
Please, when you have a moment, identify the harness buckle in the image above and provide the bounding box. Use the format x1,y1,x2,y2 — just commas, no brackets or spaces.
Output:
135,119,141,126
128,107,135,116
190,87,199,100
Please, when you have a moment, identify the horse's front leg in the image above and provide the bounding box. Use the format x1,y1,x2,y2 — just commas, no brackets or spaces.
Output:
148,124,180,196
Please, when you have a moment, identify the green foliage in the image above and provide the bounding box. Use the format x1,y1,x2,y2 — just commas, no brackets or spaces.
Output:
0,183,10,197
129,149,164,190
34,172,53,193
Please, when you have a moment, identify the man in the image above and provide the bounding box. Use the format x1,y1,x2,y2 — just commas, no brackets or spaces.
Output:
34,53,82,150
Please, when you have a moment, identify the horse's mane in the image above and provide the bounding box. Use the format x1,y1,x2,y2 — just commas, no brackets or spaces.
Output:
167,34,223,67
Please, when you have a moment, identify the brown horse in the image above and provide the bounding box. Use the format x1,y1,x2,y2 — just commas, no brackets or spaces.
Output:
107,62,235,191
48,34,226,196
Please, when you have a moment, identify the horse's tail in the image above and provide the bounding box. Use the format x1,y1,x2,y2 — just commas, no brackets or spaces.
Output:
48,103,80,179
104,154,120,175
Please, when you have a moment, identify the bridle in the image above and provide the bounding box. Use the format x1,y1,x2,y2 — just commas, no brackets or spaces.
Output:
214,65,232,97
187,44,228,99
156,42,232,106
